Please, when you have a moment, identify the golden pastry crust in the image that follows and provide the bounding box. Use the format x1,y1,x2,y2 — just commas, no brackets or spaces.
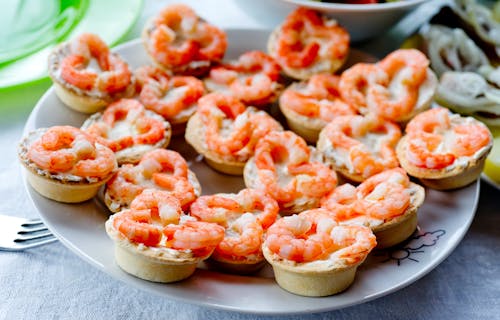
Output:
185,113,245,175
371,182,425,248
105,216,209,283
396,135,491,190
262,245,364,297
18,128,116,203
48,42,135,114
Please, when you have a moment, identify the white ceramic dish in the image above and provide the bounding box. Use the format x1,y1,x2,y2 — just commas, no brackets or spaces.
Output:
233,0,429,42
22,29,479,315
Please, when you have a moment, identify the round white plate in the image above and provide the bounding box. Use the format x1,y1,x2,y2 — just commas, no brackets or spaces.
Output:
22,29,479,315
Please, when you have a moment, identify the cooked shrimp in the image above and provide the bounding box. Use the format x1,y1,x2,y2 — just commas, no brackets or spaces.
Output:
354,168,411,220
146,4,227,69
28,125,116,178
322,168,412,222
139,71,205,120
105,149,198,210
273,8,349,70
113,209,162,247
451,124,491,157
206,51,281,106
366,49,429,121
237,188,279,229
264,209,337,262
254,131,336,204
60,33,131,93
197,93,252,155
339,63,388,112
213,213,264,260
190,188,279,230
280,74,356,122
329,224,377,265
320,114,401,179
190,195,241,227
163,219,225,256
404,107,492,169
129,189,182,225
83,99,168,152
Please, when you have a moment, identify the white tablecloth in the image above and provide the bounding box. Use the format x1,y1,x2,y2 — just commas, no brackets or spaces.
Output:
1,1,499,319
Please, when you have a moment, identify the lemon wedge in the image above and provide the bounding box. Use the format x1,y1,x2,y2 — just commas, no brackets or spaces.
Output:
483,134,500,184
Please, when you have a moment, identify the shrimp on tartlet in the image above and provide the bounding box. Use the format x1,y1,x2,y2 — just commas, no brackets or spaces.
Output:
104,148,201,212
244,130,337,215
396,107,493,190
185,93,283,175
262,208,376,296
204,50,282,108
106,189,224,283
18,125,117,203
279,73,357,143
268,7,350,80
339,49,438,124
317,114,402,183
321,168,425,248
190,188,279,274
48,33,135,113
142,4,227,76
135,65,205,135
81,99,171,165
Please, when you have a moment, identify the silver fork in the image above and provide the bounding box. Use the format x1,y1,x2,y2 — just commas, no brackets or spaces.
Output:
0,214,57,251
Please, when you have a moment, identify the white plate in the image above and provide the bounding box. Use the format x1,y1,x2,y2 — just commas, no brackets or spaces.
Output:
22,29,479,315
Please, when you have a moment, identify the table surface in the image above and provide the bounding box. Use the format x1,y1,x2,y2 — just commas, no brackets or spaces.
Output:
1,1,499,319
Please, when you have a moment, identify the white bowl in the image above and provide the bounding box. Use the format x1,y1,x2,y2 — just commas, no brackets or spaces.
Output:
233,0,429,42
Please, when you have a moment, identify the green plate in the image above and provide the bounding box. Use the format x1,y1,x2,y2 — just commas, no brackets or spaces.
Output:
0,0,143,111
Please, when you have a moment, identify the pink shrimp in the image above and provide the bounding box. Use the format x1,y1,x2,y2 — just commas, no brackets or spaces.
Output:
198,93,252,155
329,225,377,265
339,63,388,111
273,8,349,69
113,209,162,247
60,33,131,93
146,4,226,69
83,99,168,152
236,188,279,229
451,124,492,157
105,149,198,211
212,213,264,260
206,51,281,107
321,168,413,222
139,74,205,120
280,74,356,122
190,195,241,227
366,49,430,121
321,114,401,180
254,131,310,203
28,125,116,178
129,189,183,225
265,209,337,262
163,220,225,257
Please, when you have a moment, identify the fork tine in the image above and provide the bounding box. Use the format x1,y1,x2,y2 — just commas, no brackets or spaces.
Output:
19,225,49,233
4,236,58,251
15,231,54,242
20,219,44,227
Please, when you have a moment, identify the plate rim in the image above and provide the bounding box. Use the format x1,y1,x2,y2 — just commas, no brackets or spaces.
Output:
21,30,480,315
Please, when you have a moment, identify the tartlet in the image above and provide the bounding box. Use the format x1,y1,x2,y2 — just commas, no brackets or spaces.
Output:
321,168,426,249
48,33,135,114
18,126,117,203
262,209,376,296
396,107,493,190
81,99,172,165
